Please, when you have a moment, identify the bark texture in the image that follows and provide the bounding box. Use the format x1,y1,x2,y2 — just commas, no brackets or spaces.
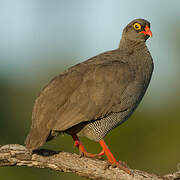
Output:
0,144,179,180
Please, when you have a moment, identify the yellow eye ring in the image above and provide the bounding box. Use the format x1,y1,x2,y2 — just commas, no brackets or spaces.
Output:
133,23,141,30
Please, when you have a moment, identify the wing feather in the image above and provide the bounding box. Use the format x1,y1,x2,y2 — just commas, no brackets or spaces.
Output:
32,52,134,131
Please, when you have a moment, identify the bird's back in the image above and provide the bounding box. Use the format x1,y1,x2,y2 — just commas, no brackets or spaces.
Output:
32,49,133,130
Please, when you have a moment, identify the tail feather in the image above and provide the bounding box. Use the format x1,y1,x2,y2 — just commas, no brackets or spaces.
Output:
25,127,50,150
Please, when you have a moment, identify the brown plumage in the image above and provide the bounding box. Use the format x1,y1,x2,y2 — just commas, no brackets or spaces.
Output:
25,19,153,174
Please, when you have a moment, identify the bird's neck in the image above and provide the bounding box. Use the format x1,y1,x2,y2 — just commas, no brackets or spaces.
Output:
118,38,147,52
118,37,153,86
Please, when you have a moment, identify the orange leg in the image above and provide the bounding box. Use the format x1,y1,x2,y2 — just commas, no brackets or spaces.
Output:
72,134,105,158
99,139,132,175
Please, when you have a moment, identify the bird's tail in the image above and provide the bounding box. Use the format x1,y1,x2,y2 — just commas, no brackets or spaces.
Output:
24,127,50,151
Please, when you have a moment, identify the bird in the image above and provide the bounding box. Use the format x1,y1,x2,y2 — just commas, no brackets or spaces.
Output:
25,19,153,174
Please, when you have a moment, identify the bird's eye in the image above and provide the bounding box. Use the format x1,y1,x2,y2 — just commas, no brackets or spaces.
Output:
133,23,141,30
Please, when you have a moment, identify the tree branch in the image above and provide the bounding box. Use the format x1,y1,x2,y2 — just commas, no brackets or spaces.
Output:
0,144,179,180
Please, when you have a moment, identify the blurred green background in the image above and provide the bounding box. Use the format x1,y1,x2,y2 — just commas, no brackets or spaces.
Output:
0,0,180,179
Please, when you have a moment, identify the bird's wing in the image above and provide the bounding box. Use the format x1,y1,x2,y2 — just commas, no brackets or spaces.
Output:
32,55,134,131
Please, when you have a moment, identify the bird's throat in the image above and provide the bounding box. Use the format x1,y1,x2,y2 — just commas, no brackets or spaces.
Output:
119,38,146,52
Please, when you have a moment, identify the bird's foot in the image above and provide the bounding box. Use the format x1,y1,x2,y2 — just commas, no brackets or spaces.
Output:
98,139,132,175
74,139,104,159
79,149,105,160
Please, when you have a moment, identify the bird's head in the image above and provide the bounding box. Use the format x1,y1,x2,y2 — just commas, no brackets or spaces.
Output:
122,19,152,42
